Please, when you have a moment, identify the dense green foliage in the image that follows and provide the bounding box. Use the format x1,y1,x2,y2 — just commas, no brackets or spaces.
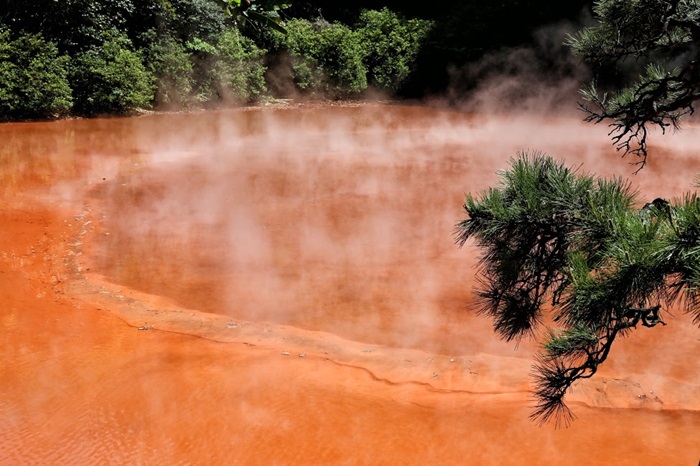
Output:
285,0,589,95
456,153,700,425
0,0,593,119
356,9,433,91
219,0,290,35
263,9,432,98
169,0,230,43
143,33,195,107
0,1,441,119
197,29,267,103
267,19,367,97
0,30,72,120
70,30,155,115
567,0,700,169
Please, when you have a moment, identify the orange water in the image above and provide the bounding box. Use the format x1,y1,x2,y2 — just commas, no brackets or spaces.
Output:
1,105,698,465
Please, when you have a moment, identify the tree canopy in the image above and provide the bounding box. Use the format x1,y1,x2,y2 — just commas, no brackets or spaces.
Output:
0,0,598,120
0,1,440,119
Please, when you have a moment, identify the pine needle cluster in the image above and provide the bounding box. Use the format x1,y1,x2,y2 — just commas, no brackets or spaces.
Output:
566,0,700,171
455,152,700,425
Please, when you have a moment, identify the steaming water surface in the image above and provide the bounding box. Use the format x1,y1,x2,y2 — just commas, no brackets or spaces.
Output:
91,106,700,353
1,105,699,465
90,106,500,355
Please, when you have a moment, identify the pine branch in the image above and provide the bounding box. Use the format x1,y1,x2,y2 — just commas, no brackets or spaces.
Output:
455,154,700,424
579,61,700,172
568,0,700,170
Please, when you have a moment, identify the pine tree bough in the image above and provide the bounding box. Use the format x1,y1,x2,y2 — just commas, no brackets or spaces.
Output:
455,153,700,425
568,0,700,172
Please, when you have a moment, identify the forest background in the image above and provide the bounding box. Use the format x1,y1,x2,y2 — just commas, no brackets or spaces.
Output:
0,0,591,120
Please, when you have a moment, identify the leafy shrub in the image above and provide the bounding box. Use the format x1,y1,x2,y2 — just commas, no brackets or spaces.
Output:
186,37,219,103
143,32,195,107
269,19,368,98
187,29,267,105
356,9,433,92
215,29,267,103
0,30,72,120
70,30,155,115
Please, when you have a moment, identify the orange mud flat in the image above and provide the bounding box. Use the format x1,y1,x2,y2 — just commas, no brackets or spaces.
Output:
0,106,698,465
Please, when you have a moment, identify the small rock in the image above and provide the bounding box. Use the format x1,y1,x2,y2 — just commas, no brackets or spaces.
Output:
450,358,456,363
281,352,291,356
299,353,307,358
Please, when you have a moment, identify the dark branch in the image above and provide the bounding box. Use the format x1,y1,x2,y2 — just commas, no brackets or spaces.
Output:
570,0,700,171
579,62,700,171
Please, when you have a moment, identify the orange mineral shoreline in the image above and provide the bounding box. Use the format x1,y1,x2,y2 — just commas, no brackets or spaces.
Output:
1,105,698,465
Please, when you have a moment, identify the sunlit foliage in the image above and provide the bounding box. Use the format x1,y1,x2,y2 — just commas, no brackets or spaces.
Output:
0,30,72,120
70,30,154,115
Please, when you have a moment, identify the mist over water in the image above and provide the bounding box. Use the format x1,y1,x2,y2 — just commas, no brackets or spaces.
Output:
67,105,696,357
1,104,699,465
